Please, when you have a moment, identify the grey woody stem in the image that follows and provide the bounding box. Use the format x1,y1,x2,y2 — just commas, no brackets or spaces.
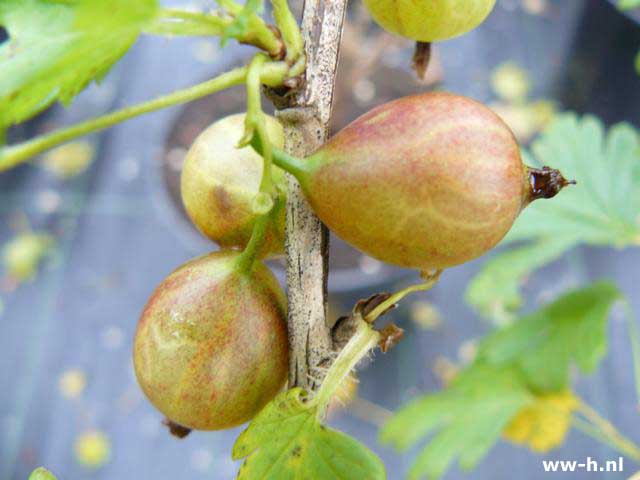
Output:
279,0,348,392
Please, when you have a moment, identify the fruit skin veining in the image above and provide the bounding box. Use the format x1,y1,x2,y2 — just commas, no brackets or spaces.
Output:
133,251,288,431
266,92,571,272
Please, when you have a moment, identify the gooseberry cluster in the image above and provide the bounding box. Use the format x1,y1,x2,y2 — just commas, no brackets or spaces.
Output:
133,115,290,430
0,0,579,475
133,2,571,436
134,91,570,432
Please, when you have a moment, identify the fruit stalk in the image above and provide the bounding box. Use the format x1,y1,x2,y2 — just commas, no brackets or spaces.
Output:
364,271,442,322
313,319,381,418
412,42,432,79
146,8,285,58
270,0,304,62
236,54,279,270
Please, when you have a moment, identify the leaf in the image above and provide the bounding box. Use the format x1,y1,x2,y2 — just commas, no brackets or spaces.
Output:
466,235,577,321
381,364,531,480
467,114,640,317
381,282,620,480
233,388,386,480
619,0,640,10
29,467,57,480
0,0,158,128
219,0,263,47
479,281,620,391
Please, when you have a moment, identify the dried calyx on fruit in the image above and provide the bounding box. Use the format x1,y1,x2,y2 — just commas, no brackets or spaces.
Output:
363,0,497,43
252,92,573,273
181,113,287,257
133,250,288,431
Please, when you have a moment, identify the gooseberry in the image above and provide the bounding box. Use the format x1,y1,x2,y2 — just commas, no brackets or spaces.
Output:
363,0,497,42
266,92,571,272
181,113,287,256
133,250,288,430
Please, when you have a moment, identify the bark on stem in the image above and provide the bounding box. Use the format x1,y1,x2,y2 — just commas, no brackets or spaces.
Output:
277,0,347,391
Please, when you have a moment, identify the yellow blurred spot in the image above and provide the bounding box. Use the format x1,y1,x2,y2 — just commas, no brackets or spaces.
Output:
41,141,95,179
491,100,557,143
432,356,458,386
59,369,87,399
457,339,478,364
2,233,55,283
327,374,359,417
503,390,579,452
522,0,548,15
530,100,557,126
491,62,531,104
409,300,442,330
74,431,111,469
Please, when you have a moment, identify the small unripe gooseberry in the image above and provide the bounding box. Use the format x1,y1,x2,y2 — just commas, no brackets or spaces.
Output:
267,92,571,272
133,250,288,430
363,0,497,42
181,114,286,256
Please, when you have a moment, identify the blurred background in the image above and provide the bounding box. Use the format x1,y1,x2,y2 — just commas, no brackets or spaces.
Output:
1,0,640,478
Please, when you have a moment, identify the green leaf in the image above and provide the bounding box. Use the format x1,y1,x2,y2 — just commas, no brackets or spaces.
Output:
619,0,640,10
233,388,386,480
467,114,640,317
219,0,263,46
479,281,621,391
466,235,577,321
382,282,620,480
381,364,531,480
0,0,158,128
29,467,57,480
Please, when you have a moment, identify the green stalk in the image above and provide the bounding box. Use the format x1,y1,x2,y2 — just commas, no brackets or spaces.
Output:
235,211,272,272
236,54,277,271
0,62,292,173
216,0,285,58
271,0,304,62
217,0,243,15
251,137,308,178
312,319,381,418
364,271,441,323
145,8,229,37
147,8,284,58
311,275,441,418
574,400,640,463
